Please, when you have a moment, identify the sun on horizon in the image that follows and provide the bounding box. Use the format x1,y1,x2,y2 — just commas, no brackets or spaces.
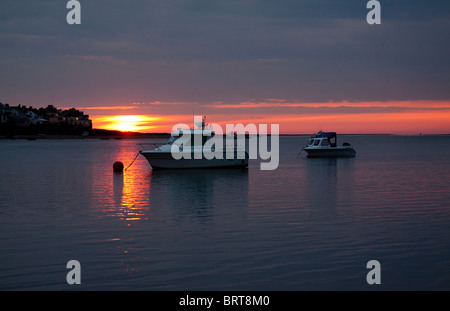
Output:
92,115,162,133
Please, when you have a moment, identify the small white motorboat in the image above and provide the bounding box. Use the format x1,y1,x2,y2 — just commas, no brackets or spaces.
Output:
302,131,356,158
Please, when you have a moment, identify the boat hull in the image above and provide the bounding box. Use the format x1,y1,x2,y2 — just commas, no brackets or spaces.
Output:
302,147,356,158
140,151,248,169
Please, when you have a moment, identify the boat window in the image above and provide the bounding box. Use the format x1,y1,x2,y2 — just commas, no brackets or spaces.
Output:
190,134,208,147
167,136,175,145
202,135,210,145
308,139,314,146
169,135,191,146
321,139,329,146
314,139,320,146
167,136,181,145
329,136,337,147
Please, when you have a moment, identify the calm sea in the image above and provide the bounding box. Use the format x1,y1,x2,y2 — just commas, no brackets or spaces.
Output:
0,135,449,290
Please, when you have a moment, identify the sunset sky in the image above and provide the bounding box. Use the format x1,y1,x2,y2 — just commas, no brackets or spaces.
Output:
1,0,449,134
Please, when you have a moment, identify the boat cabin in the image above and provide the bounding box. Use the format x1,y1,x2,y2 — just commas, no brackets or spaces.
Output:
306,132,338,148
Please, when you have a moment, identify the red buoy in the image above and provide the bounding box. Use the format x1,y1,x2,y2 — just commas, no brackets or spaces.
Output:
113,161,124,172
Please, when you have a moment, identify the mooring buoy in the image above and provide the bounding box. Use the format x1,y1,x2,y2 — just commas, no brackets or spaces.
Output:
113,161,124,172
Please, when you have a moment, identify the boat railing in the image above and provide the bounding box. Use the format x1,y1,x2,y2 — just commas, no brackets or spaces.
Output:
137,143,164,151
137,141,247,152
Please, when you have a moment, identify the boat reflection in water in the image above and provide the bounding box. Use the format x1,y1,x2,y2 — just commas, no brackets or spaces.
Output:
148,168,249,223
304,157,355,214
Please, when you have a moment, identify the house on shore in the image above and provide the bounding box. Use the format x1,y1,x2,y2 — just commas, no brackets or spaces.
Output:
62,108,93,128
0,103,93,135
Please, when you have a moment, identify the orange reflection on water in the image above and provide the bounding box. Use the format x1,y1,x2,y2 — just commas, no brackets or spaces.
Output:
113,173,148,224
111,143,151,224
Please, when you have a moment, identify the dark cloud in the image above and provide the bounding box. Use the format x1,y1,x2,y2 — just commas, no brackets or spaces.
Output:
0,0,449,107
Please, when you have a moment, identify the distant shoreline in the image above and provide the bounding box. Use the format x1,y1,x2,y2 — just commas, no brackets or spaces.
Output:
0,128,168,140
0,129,449,140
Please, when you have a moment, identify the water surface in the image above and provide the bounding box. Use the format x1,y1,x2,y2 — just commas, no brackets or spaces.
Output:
0,135,449,290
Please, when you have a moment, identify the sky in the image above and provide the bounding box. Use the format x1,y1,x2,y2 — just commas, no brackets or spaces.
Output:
1,0,449,134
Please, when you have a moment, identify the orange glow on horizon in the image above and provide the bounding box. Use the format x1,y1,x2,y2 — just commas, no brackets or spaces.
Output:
206,100,450,109
92,115,162,132
89,100,450,135
263,110,450,134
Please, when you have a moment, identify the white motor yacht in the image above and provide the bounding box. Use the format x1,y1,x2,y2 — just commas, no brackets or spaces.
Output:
140,118,249,169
